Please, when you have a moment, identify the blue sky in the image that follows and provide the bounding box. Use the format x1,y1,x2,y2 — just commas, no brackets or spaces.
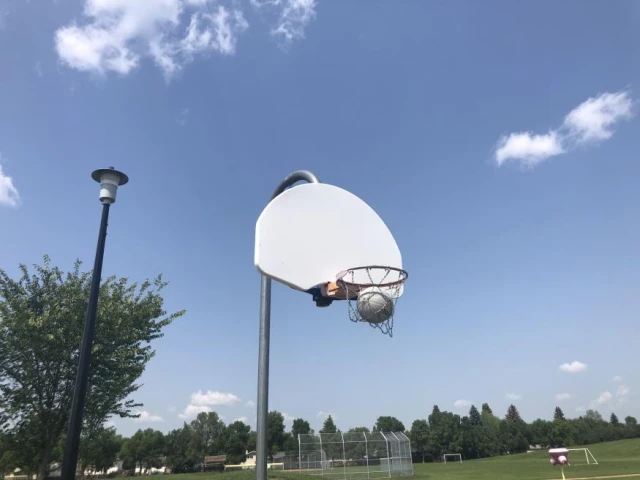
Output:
1,0,639,436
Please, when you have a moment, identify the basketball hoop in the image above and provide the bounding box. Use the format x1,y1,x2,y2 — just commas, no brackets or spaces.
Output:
322,266,407,337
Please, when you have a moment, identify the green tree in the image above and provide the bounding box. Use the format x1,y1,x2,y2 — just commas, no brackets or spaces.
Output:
549,415,571,448
128,429,165,472
319,416,341,461
373,416,405,433
291,419,312,438
610,413,620,426
625,416,638,428
320,415,338,434
553,407,565,421
500,405,528,454
190,412,226,459
479,404,501,457
468,406,482,427
0,257,183,479
529,419,551,446
409,420,429,462
267,411,286,457
428,409,462,460
165,424,198,473
225,421,251,464
79,426,123,474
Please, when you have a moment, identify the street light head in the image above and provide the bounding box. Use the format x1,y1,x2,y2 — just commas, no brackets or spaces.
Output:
91,167,129,204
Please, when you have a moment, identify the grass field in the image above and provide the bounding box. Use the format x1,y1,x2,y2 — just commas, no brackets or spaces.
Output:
165,439,640,480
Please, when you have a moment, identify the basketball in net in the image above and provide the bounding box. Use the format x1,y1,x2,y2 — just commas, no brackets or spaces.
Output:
334,266,408,337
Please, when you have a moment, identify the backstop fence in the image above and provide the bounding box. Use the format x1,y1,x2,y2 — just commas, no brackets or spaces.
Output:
296,431,413,479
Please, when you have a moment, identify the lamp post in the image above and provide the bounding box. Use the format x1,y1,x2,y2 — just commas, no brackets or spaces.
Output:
255,171,320,480
60,167,129,480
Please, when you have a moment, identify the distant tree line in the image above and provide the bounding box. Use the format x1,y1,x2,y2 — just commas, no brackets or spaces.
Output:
409,404,640,462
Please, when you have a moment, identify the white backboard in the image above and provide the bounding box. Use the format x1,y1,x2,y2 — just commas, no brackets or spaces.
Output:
255,183,403,292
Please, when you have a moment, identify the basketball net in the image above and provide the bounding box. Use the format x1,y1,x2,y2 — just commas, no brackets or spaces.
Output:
324,266,407,337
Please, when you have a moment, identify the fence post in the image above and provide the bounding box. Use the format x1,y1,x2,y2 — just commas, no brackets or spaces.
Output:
364,432,370,480
319,433,324,477
341,433,347,480
380,432,391,478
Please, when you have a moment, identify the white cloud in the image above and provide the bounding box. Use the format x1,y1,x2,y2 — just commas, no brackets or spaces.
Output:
453,399,472,409
233,416,248,423
590,391,613,407
576,406,586,413
168,406,177,412
251,0,316,44
0,163,20,208
133,410,164,422
191,390,240,406
54,0,248,78
317,411,333,418
494,90,635,168
505,393,521,401
556,393,571,402
562,91,635,145
179,390,241,419
246,400,256,408
179,404,211,419
559,361,587,373
495,131,564,167
613,375,624,383
616,384,630,404
587,385,630,409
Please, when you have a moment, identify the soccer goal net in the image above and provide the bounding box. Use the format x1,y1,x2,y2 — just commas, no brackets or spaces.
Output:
443,453,462,464
567,448,598,466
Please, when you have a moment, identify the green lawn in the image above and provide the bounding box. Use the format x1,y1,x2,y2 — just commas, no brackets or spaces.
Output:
412,439,640,479
165,439,640,480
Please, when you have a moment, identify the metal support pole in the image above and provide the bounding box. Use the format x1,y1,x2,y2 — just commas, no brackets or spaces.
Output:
341,433,346,480
256,171,320,480
60,203,110,480
364,432,369,480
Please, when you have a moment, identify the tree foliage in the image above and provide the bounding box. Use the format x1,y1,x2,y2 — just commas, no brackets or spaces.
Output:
373,416,405,433
0,256,183,479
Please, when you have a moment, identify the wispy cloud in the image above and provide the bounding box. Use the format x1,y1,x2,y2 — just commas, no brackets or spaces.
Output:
613,375,624,383
576,406,586,413
246,400,256,408
616,385,630,404
176,107,190,126
251,0,316,45
55,0,248,78
556,393,571,402
559,361,587,374
133,410,164,422
494,90,635,168
0,161,20,208
179,390,241,419
588,385,630,409
317,411,334,418
590,391,613,407
233,416,248,423
505,393,522,401
453,399,472,409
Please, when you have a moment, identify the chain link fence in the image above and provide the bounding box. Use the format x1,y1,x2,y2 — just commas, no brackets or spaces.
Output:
294,432,413,479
